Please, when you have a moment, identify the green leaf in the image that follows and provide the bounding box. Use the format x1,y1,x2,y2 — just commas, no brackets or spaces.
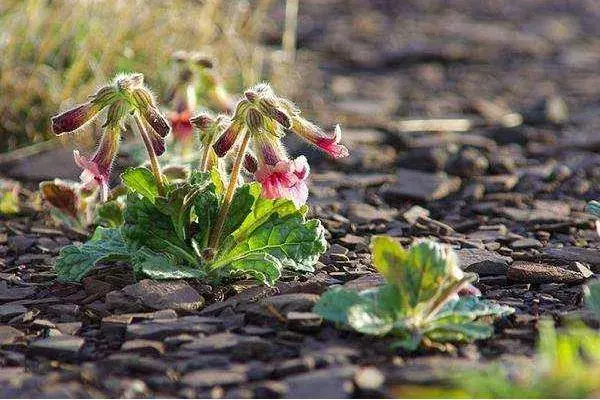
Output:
214,212,326,274
584,280,600,317
122,194,197,265
94,200,124,227
54,227,130,282
213,252,282,286
371,235,408,279
131,248,206,280
121,167,159,203
426,321,494,343
193,184,220,249
347,300,394,336
231,196,301,243
313,286,367,325
156,180,211,242
434,296,514,322
222,182,260,241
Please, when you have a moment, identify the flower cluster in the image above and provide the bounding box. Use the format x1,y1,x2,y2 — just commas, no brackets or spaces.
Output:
51,74,170,200
168,52,234,143
208,83,348,206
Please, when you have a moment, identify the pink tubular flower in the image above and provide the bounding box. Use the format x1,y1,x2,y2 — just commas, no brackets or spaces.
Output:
290,120,349,159
255,156,310,207
73,125,120,201
169,109,193,142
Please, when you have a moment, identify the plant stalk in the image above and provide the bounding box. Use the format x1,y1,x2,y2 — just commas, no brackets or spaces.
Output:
200,144,211,172
133,113,165,195
208,130,251,249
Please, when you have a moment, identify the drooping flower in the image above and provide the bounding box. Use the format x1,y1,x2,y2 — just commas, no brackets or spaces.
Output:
255,156,310,207
290,121,349,158
246,83,349,159
73,124,121,202
51,86,117,135
212,99,250,157
252,129,310,206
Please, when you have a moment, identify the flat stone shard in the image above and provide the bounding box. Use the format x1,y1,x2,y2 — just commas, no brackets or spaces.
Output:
126,316,222,340
507,261,586,284
542,247,600,272
346,202,398,224
182,369,246,388
0,326,24,345
120,280,204,312
457,249,512,276
380,168,461,202
0,283,36,301
28,335,85,361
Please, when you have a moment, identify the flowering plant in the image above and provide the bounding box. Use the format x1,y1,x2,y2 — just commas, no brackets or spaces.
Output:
51,74,348,285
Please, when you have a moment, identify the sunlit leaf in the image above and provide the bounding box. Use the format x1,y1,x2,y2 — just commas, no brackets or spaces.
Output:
121,167,159,203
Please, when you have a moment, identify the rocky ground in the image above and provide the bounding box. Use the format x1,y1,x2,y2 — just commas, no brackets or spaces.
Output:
1,0,600,398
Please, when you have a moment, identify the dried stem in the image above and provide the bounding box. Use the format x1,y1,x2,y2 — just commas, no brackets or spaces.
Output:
208,130,251,249
283,0,299,62
133,113,165,195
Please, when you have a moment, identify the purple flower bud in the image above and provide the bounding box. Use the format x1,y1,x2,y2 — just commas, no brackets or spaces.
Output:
51,102,100,135
190,114,214,130
243,153,258,173
213,121,242,157
143,106,171,138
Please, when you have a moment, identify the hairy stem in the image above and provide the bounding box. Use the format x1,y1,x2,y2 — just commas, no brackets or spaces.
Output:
208,130,251,249
200,144,211,172
133,113,165,195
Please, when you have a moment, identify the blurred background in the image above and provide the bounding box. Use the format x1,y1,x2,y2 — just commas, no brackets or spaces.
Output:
2,0,600,168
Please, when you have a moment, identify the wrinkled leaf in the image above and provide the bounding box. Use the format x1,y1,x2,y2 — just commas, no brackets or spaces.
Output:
132,248,206,280
54,227,130,282
122,194,196,265
156,180,210,241
222,183,260,242
121,167,159,203
434,296,514,322
215,212,326,273
94,200,124,227
212,252,282,286
193,183,220,249
347,300,394,336
313,286,367,325
231,196,303,243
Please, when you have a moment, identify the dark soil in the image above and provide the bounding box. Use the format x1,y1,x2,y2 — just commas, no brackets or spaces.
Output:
1,0,600,397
